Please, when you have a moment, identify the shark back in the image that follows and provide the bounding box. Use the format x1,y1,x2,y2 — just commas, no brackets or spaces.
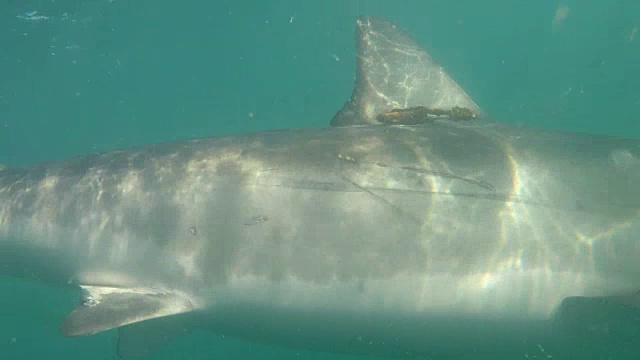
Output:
2,15,640,360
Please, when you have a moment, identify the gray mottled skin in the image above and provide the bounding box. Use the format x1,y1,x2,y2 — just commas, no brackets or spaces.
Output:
2,16,640,359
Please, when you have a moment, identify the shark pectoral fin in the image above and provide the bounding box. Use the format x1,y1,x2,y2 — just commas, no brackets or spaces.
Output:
556,293,640,345
117,311,197,358
61,285,196,337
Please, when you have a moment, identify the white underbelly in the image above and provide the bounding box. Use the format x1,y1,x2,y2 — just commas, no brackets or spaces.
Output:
193,270,634,358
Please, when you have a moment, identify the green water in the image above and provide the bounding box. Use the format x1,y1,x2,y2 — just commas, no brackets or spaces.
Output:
1,0,640,359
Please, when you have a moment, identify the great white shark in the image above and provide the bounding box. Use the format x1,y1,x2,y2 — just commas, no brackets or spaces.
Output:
2,16,640,359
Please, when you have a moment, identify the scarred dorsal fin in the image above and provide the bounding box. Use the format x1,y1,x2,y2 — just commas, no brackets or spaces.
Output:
331,16,484,127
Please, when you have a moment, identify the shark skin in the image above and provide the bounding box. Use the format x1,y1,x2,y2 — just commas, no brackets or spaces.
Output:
2,16,640,359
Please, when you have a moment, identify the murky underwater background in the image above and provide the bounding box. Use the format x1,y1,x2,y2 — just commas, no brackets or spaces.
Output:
1,0,640,359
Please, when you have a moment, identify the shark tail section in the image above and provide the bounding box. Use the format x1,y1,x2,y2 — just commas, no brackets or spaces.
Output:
331,16,484,127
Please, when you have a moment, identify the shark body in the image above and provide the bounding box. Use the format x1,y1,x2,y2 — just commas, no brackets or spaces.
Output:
2,16,640,359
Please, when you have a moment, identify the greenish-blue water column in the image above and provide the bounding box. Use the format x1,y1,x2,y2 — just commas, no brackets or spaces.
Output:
1,1,639,359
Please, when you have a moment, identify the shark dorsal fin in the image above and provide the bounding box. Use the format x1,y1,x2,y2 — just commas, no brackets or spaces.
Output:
331,16,484,127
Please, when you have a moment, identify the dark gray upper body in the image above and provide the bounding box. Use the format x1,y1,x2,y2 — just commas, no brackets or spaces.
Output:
1,16,640,359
